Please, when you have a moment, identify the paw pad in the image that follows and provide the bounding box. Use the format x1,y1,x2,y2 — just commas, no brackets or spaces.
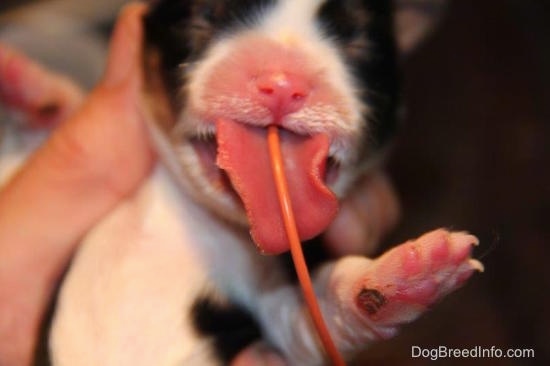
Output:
357,288,387,315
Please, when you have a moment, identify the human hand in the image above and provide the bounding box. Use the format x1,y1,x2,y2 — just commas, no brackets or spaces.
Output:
0,4,154,365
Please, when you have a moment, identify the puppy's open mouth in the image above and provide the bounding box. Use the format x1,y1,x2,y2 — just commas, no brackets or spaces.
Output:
188,119,341,254
189,125,341,195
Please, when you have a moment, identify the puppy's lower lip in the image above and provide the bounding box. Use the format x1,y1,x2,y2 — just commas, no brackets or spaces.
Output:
189,136,236,201
190,136,219,181
325,156,340,186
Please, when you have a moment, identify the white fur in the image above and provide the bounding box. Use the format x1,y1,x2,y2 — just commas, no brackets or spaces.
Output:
259,0,366,136
51,166,218,365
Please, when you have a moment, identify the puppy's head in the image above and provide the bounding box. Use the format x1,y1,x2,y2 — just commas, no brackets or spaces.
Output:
143,0,445,253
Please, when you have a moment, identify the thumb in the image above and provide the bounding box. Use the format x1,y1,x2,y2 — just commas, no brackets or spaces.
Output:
102,3,148,89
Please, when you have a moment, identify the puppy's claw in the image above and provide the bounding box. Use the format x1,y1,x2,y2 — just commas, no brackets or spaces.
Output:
468,258,485,272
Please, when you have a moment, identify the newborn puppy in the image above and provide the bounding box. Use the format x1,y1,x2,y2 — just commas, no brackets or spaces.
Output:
2,1,483,365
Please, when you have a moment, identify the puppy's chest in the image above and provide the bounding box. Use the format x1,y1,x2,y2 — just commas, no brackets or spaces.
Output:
48,164,278,365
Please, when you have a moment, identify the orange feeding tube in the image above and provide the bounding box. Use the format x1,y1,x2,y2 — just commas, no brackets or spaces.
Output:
267,125,346,366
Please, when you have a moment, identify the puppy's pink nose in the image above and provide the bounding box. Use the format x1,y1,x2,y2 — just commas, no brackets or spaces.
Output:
255,71,309,119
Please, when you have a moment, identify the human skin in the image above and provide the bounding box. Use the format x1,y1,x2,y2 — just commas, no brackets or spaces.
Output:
0,4,398,365
0,5,154,364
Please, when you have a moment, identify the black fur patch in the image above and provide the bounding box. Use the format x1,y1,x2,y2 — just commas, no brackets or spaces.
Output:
144,0,277,98
317,0,400,156
33,295,56,366
33,265,69,366
277,236,332,283
191,295,263,363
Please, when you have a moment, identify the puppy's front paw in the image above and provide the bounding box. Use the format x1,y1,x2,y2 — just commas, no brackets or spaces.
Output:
358,229,482,322
323,229,483,349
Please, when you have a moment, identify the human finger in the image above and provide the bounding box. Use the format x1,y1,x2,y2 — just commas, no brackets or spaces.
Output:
324,172,400,256
0,42,84,127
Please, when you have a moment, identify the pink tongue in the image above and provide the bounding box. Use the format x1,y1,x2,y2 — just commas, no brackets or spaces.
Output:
216,119,338,254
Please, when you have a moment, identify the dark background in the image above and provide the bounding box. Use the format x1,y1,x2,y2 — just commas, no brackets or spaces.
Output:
0,0,36,13
359,0,549,365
